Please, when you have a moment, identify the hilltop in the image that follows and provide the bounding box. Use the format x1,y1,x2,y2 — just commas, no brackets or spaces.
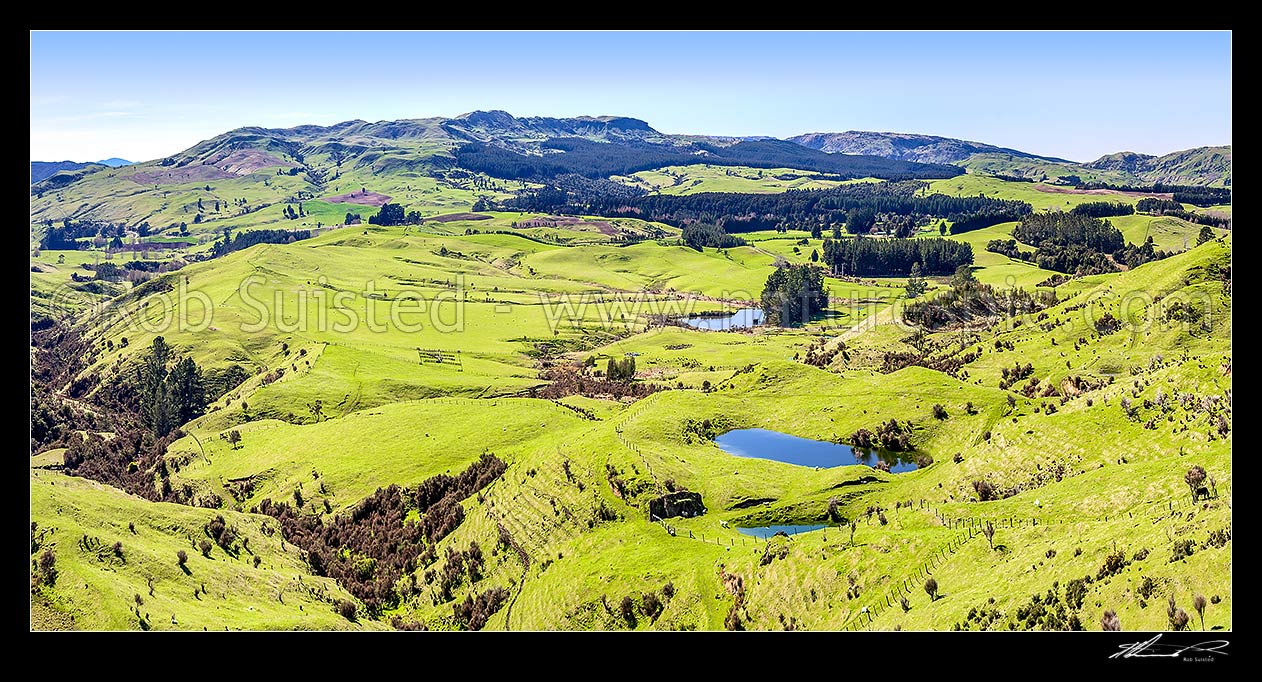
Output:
790,131,1230,187
789,130,1071,165
30,111,967,233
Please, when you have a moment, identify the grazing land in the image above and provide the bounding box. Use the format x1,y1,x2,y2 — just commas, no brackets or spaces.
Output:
31,110,1230,632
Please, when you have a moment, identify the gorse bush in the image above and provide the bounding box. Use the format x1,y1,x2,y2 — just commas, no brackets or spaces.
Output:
257,454,506,616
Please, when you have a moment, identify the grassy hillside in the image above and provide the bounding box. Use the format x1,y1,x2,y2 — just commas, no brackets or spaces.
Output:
612,164,879,195
32,227,1230,631
30,118,1231,631
31,468,374,630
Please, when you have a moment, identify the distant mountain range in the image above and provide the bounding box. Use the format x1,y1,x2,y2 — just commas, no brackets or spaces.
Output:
30,158,131,183
791,131,1230,187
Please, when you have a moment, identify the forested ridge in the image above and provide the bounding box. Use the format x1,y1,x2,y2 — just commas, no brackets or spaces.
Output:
504,180,1031,234
456,138,963,181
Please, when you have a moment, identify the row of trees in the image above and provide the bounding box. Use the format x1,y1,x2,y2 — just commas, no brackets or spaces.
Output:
1135,197,1184,214
821,236,974,277
681,222,746,249
505,179,1031,234
1070,201,1134,218
211,228,312,257
1073,182,1230,207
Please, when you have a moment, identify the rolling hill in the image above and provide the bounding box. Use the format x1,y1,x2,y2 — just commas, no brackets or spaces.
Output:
789,130,1071,165
27,109,1234,631
31,160,105,184
31,159,132,183
789,131,1231,187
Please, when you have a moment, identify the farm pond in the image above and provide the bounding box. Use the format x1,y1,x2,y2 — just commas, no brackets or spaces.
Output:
681,307,764,330
714,428,919,473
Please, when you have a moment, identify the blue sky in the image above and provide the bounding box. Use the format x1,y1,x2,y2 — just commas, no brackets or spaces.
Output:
31,31,1231,163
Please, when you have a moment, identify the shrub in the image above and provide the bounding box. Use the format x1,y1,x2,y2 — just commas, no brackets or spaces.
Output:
177,549,188,567
337,599,358,621
1171,607,1190,631
827,496,842,522
1097,550,1129,580
1193,594,1207,630
972,479,998,502
36,549,57,587
620,595,637,627
1094,312,1122,335
1184,465,1207,499
1101,609,1121,631
915,454,934,469
932,404,949,420
1170,539,1196,563
1065,578,1088,610
198,539,213,558
900,596,910,612
724,604,744,631
205,515,237,551
641,591,664,621
662,582,676,601
925,577,939,601
452,586,509,630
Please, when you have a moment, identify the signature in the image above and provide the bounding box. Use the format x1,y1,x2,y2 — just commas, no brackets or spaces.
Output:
1111,634,1230,659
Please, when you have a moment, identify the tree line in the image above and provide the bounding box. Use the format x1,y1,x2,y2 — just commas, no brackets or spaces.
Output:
1070,201,1134,218
505,179,1032,235
211,228,312,257
455,137,962,181
1073,182,1230,207
682,222,747,249
822,236,974,277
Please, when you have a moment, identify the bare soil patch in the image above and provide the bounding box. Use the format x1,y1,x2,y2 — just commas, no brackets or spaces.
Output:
322,189,393,207
1034,184,1172,199
430,212,493,222
127,165,234,185
207,149,295,175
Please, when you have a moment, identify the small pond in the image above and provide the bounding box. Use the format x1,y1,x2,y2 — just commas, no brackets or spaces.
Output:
736,524,828,539
682,307,764,331
714,428,919,473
